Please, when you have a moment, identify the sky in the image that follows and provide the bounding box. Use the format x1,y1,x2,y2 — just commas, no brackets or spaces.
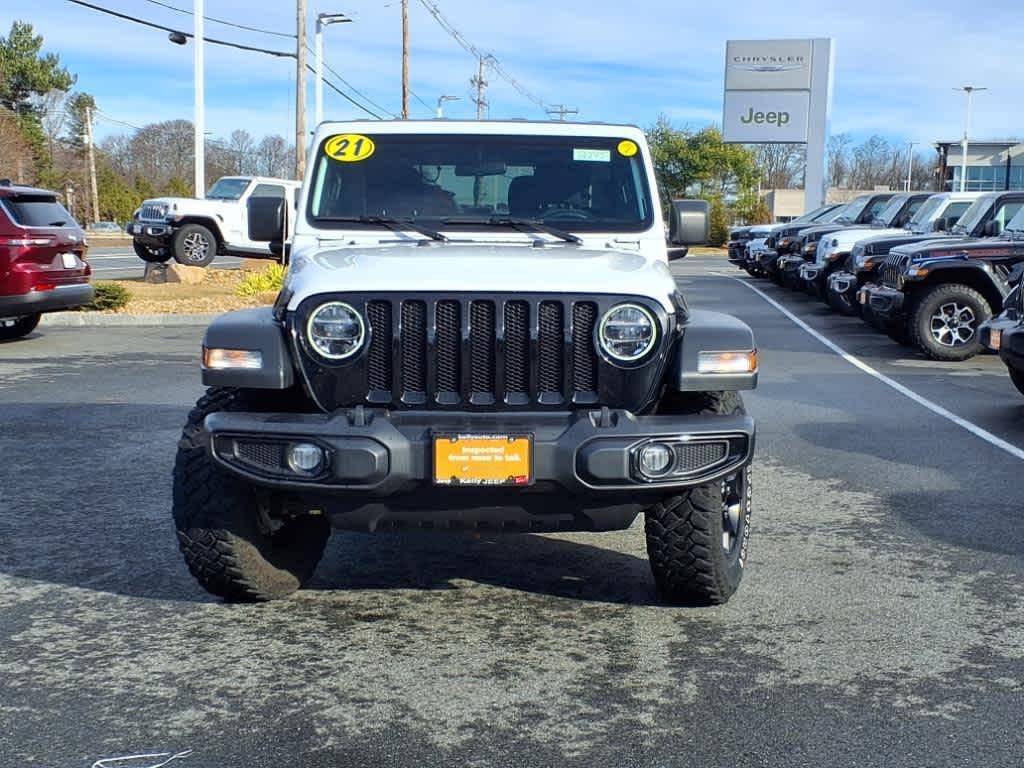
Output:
7,0,1024,150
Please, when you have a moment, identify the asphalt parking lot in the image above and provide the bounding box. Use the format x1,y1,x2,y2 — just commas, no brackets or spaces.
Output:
1,258,1022,767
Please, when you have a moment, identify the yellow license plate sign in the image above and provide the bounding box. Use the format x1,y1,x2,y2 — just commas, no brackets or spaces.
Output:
433,434,532,487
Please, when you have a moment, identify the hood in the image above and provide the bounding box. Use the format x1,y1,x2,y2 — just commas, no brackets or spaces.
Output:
831,226,908,248
892,236,979,259
799,223,846,242
285,242,679,313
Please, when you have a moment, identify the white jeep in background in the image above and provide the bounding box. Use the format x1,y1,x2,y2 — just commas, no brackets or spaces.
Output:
128,176,301,267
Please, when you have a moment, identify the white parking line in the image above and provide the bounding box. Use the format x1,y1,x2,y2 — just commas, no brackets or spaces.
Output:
734,277,1024,462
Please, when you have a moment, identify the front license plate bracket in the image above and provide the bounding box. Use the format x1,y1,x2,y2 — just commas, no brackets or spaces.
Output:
433,433,533,487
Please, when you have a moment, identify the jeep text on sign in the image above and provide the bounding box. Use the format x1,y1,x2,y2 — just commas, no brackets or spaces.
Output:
722,91,810,143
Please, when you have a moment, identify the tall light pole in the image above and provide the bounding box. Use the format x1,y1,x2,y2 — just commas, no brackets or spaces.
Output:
435,94,458,118
905,141,918,192
193,0,205,198
315,13,352,127
296,0,308,179
401,0,409,119
954,86,986,193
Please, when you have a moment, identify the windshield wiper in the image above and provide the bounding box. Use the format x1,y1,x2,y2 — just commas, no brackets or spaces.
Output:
317,215,448,242
442,216,582,245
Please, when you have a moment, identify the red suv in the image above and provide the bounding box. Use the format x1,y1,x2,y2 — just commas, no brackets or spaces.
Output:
0,181,93,341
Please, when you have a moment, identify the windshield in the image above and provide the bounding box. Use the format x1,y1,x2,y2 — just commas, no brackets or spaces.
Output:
836,196,871,223
1005,207,1024,233
908,196,944,231
206,178,251,200
307,133,654,234
952,194,997,234
872,196,907,226
2,195,76,227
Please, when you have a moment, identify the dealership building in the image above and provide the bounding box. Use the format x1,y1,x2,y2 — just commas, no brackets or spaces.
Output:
935,140,1024,192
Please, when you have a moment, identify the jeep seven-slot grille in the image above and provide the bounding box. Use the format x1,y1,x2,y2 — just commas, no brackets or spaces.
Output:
363,297,601,408
880,253,910,288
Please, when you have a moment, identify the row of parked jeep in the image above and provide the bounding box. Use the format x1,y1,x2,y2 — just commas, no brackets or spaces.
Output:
727,189,1024,398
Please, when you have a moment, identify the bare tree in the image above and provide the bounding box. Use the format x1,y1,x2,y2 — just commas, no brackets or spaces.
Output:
227,129,256,175
755,143,805,189
37,89,67,159
256,134,290,178
0,108,36,182
827,133,852,188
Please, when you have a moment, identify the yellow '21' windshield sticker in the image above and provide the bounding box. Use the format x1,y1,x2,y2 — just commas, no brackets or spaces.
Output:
325,134,376,162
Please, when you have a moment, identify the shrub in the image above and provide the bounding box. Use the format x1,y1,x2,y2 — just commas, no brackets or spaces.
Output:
83,281,130,312
708,195,729,247
237,263,287,297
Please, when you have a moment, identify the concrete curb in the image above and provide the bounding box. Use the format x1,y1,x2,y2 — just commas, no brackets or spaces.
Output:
40,313,218,327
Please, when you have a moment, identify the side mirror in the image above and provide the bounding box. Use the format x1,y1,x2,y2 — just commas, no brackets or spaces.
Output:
668,199,710,246
667,246,689,261
248,196,286,243
983,220,1002,237
933,217,948,232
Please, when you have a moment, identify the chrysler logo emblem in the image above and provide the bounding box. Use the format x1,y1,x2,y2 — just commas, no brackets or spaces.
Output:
731,63,803,73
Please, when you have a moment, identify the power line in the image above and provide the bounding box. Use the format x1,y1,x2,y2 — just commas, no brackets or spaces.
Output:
305,44,398,119
65,0,295,57
64,0,385,119
140,0,296,39
416,0,554,114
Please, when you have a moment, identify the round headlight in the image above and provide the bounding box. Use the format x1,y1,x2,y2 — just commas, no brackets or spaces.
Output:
306,301,365,360
598,303,657,362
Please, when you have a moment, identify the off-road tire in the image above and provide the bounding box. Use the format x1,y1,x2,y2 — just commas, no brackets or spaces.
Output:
133,240,170,263
909,283,992,361
0,313,41,341
172,223,217,267
645,391,752,605
172,387,330,601
1008,367,1024,397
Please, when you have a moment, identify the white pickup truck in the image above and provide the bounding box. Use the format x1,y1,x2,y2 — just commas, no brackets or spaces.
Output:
128,176,301,267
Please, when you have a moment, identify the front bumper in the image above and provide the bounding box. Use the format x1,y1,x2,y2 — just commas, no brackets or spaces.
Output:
827,270,857,298
859,284,905,321
998,325,1024,373
756,249,780,272
0,283,94,317
128,221,173,247
205,407,755,497
979,314,1020,352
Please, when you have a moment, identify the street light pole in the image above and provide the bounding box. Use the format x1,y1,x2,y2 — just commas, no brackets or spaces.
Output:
315,13,351,127
194,0,205,198
436,94,458,118
296,0,307,180
954,86,986,193
905,141,918,192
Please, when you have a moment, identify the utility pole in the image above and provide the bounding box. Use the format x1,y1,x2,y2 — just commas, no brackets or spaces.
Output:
545,104,578,121
194,0,205,198
401,0,409,119
84,106,100,224
954,85,986,193
296,0,308,179
471,55,491,119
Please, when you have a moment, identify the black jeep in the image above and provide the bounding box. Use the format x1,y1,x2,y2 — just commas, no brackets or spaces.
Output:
980,266,1024,397
862,199,1024,360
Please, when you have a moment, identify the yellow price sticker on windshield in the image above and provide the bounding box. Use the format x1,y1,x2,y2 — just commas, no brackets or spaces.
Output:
325,134,376,162
617,139,639,157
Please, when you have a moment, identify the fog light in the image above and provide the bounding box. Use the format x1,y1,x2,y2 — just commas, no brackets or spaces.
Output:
638,443,674,478
287,443,324,474
990,329,1002,351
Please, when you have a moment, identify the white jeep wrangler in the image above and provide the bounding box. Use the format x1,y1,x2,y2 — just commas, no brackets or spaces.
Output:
172,120,759,605
129,176,301,267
